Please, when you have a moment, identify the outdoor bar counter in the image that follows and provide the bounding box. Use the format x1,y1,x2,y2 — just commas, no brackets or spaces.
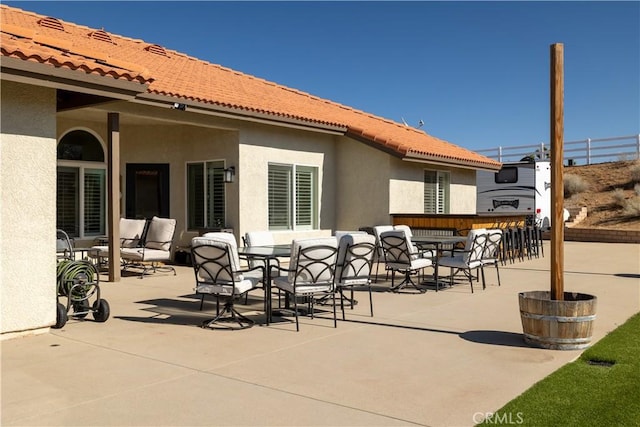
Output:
390,213,528,234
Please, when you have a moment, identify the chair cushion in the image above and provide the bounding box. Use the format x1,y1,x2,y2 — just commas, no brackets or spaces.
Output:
120,218,147,248
273,277,333,295
121,248,170,262
192,235,243,281
288,237,338,283
387,256,432,271
145,217,176,251
245,231,275,247
439,255,482,269
335,233,376,284
197,275,260,296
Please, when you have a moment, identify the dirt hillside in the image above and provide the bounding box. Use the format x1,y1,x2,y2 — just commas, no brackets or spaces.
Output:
564,160,640,230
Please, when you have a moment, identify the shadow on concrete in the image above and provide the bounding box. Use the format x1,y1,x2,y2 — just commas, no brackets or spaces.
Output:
118,296,530,348
459,330,530,348
614,273,640,279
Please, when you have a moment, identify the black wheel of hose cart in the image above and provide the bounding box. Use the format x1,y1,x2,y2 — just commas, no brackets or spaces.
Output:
54,302,68,329
92,299,110,322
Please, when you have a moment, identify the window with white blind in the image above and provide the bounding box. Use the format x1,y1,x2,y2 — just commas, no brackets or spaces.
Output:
187,161,225,230
268,163,318,230
56,130,106,238
424,170,450,214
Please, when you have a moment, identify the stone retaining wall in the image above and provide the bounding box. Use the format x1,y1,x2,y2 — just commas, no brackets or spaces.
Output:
542,228,640,243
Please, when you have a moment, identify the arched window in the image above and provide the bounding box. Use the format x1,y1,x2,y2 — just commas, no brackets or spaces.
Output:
57,129,106,238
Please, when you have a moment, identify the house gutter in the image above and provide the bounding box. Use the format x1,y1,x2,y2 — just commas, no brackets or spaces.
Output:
0,56,148,99
402,153,502,172
134,93,348,135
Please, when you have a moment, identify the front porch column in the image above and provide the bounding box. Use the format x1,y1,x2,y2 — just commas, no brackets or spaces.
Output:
107,112,121,282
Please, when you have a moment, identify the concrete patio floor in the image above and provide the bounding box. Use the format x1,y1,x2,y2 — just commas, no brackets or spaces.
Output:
2,241,639,426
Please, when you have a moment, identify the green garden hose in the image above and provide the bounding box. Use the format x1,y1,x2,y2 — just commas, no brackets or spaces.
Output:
56,259,98,302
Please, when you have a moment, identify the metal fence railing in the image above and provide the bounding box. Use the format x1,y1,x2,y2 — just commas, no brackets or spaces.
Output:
475,134,640,165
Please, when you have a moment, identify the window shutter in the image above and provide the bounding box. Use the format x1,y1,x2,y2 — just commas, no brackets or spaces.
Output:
438,172,450,214
268,165,292,229
295,167,314,228
57,167,79,237
84,169,105,235
187,163,205,229
206,163,225,228
424,171,437,214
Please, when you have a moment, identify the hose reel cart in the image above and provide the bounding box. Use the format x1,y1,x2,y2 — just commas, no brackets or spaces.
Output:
54,230,110,329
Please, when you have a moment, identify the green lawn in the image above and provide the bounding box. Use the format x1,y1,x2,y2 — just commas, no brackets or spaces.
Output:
478,312,640,426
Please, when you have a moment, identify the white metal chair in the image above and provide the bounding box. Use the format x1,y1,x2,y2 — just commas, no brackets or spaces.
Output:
191,233,264,330
394,224,436,259
380,230,432,293
480,229,503,287
372,225,394,281
243,231,279,268
334,233,376,320
273,237,338,331
438,229,488,293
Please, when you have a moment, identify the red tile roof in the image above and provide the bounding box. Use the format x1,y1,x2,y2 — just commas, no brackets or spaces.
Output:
0,5,500,170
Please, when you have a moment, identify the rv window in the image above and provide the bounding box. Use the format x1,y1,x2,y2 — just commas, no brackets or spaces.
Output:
495,167,518,184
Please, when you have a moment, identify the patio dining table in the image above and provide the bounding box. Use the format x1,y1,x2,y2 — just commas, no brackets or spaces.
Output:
237,244,291,325
411,235,467,291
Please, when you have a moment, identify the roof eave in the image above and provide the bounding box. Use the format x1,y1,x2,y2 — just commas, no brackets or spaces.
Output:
135,93,348,135
403,151,502,171
0,56,149,99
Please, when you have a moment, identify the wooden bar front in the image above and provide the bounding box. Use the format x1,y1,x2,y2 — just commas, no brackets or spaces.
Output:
391,214,528,233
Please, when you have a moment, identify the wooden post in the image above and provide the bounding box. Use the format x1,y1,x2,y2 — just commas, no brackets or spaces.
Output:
550,43,564,300
107,113,121,282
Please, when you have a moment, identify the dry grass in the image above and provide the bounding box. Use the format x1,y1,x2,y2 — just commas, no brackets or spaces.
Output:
564,160,640,230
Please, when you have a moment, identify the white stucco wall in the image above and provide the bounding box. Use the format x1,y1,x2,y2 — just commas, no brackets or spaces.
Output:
1,81,57,337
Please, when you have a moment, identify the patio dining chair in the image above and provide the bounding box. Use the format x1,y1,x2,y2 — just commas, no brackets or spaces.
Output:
372,225,394,282
56,229,75,261
191,233,264,330
480,229,503,287
273,237,339,331
380,230,432,293
334,233,376,320
394,224,436,259
438,228,488,293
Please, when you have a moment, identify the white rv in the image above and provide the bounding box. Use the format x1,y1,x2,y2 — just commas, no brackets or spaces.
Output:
476,161,552,229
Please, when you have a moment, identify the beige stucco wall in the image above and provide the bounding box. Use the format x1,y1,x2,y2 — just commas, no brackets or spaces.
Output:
450,168,477,213
1,81,57,337
57,115,338,247
238,123,336,244
335,137,391,229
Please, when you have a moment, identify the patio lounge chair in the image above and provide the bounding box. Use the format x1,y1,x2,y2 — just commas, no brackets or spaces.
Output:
120,216,177,278
91,217,147,267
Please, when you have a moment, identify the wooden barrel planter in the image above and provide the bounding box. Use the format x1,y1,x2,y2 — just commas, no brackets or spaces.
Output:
519,291,597,350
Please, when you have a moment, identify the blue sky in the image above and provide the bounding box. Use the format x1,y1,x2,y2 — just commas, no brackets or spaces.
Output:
5,1,639,151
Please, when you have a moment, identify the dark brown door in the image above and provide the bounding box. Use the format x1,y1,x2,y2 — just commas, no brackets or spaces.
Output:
126,164,170,219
